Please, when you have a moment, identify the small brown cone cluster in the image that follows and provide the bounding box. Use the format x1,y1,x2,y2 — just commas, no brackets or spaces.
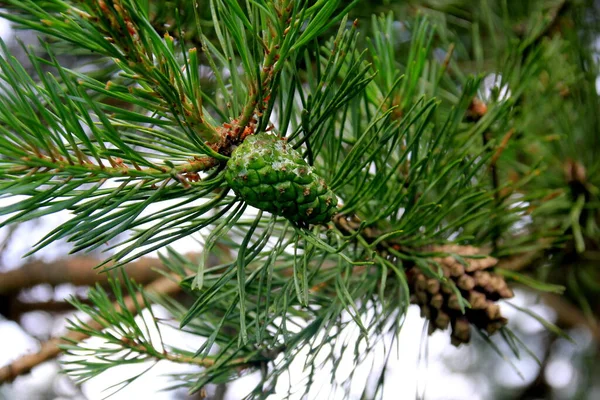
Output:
407,245,514,346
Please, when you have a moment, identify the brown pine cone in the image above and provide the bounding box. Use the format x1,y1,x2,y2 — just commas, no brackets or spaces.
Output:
407,245,513,346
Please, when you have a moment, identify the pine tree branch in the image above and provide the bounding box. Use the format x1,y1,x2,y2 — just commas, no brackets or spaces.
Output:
0,255,172,295
10,154,219,178
0,1,587,395
114,338,249,369
0,274,180,384
0,214,546,385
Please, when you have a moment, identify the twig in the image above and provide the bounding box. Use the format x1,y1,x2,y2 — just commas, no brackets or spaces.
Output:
542,293,600,342
495,237,558,272
117,339,248,368
496,248,545,271
13,154,219,182
0,275,181,384
513,0,568,41
490,129,515,167
482,130,501,250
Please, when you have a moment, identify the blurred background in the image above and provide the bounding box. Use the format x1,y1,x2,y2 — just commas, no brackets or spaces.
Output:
2,0,600,399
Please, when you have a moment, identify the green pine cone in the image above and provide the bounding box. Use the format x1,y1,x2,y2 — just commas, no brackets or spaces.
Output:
225,133,338,225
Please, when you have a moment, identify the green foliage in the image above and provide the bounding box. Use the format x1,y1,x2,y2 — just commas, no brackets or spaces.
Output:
0,0,352,266
0,0,598,397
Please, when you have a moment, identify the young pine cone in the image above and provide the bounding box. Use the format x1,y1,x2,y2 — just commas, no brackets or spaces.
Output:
225,133,338,225
407,245,514,346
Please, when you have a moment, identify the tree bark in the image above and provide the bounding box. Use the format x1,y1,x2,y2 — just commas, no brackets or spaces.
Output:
0,256,169,295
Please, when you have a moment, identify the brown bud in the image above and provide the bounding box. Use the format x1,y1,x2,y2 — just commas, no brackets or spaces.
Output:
498,286,514,299
489,275,505,291
452,318,471,342
430,293,444,309
441,265,451,278
485,318,508,335
415,274,427,291
442,256,455,265
441,283,454,295
448,294,462,310
474,271,491,287
435,311,450,330
564,159,586,184
482,285,496,295
416,290,429,304
466,259,481,272
463,245,478,256
428,322,437,335
479,256,498,269
426,278,441,294
449,263,465,277
467,256,497,272
485,302,501,320
420,305,431,319
457,275,475,291
443,245,458,253
468,291,488,309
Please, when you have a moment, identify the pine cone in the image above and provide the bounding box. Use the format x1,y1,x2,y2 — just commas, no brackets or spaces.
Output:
407,245,514,346
225,133,338,225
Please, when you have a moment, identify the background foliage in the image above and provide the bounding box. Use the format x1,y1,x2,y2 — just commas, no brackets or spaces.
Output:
0,0,599,399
